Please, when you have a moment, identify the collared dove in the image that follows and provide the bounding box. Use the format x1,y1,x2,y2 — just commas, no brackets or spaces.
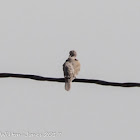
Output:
63,50,80,91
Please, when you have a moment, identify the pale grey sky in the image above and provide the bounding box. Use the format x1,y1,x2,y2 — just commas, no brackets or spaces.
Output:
0,0,140,140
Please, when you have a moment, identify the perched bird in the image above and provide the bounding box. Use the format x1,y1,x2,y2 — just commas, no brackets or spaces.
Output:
63,50,80,91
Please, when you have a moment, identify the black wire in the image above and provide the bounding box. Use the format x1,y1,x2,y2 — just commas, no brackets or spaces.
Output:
0,73,139,87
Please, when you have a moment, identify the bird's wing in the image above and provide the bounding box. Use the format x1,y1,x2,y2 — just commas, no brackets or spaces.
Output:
63,61,74,80
63,61,75,91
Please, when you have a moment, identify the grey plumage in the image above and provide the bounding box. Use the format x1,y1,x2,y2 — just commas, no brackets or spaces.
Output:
63,50,80,91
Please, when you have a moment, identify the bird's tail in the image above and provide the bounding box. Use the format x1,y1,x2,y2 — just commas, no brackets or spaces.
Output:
65,78,71,91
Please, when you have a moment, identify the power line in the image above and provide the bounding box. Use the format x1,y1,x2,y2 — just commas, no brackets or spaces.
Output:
0,73,139,87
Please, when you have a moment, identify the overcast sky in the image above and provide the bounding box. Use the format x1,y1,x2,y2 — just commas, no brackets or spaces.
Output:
0,0,140,140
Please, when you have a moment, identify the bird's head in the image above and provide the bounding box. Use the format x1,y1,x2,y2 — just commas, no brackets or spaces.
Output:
69,50,77,57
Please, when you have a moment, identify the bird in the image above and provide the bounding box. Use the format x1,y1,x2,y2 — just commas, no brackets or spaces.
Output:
63,50,80,91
